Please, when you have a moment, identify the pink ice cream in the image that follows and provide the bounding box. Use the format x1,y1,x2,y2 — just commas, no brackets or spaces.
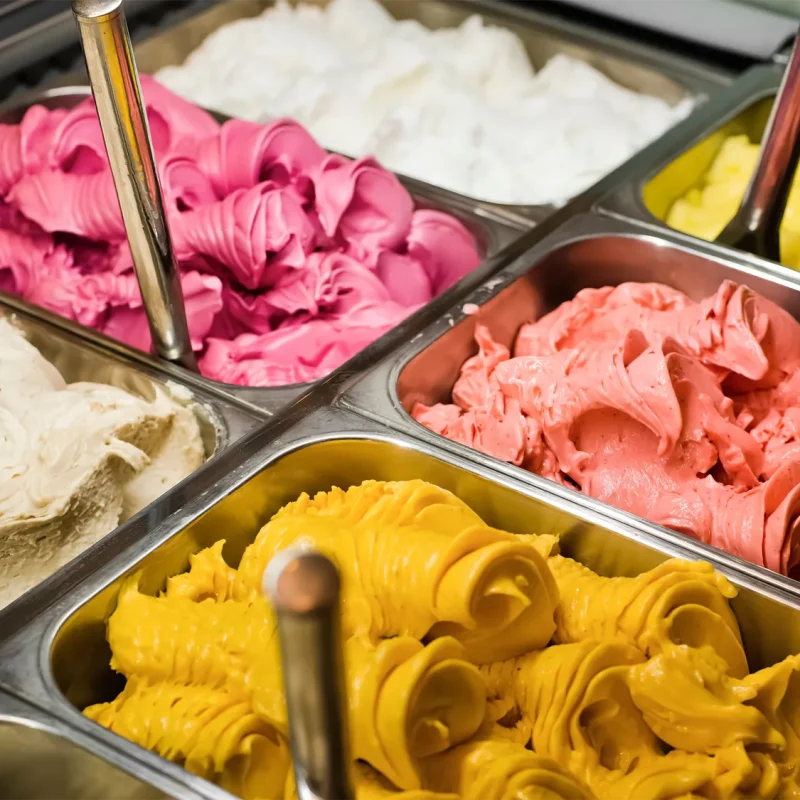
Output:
0,77,480,387
413,280,800,577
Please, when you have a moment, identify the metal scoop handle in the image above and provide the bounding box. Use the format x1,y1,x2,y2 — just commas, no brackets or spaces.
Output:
265,550,354,800
72,0,197,370
717,30,800,261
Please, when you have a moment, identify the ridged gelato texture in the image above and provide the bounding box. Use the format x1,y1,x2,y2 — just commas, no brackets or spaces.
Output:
86,479,800,799
155,0,693,206
413,280,800,577
0,318,204,609
0,77,479,387
667,134,800,269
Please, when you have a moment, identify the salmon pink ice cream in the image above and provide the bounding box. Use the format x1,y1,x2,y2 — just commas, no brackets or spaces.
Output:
413,281,800,577
0,77,480,387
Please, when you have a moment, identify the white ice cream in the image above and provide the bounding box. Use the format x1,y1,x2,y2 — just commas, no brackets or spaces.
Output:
155,0,694,206
0,319,205,609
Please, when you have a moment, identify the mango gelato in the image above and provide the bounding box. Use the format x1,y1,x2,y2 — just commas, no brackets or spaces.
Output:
85,479,800,799
667,134,800,268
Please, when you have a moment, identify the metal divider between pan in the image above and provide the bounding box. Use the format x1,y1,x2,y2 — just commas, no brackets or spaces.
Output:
0,688,180,800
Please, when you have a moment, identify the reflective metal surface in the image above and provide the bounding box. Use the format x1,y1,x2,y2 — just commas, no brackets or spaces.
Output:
599,63,786,246
341,211,800,600
545,0,798,61
0,688,170,799
73,0,197,370
0,290,266,633
1,406,799,798
0,86,522,414
717,34,800,260
131,0,733,225
2,685,230,800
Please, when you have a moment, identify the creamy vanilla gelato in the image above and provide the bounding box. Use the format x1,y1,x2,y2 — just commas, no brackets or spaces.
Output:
0,319,205,608
155,0,694,206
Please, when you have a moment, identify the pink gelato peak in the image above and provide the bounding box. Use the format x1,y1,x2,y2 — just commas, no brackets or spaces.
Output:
0,78,480,386
413,280,800,578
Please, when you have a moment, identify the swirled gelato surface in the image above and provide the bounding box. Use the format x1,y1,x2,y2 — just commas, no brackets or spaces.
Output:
86,479,800,799
155,0,694,206
0,77,479,387
668,134,800,269
413,280,800,577
0,318,204,609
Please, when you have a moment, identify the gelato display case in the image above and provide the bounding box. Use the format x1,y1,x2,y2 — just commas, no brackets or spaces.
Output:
2,0,800,798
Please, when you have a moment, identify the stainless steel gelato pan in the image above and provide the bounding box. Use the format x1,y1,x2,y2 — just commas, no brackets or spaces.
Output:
599,63,782,242
0,689,168,800
342,210,800,596
0,405,798,798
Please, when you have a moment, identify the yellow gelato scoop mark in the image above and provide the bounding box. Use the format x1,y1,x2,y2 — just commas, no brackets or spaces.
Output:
548,555,747,677
84,679,289,800
667,134,800,269
236,481,560,663
84,479,800,800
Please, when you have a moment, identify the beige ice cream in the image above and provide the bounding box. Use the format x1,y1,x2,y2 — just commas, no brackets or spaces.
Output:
0,318,205,609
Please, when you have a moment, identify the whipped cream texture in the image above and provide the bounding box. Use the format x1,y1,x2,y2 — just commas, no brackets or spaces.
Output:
156,0,694,205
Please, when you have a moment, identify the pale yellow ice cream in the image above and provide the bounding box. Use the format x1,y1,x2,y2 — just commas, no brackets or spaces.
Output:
667,134,800,268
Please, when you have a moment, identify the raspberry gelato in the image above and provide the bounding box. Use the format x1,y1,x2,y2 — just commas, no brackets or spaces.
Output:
0,77,480,387
413,280,800,577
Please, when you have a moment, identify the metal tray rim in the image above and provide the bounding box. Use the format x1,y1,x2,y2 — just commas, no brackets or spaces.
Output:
596,62,783,234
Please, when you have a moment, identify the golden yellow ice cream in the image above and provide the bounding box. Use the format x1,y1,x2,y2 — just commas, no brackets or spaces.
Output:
86,479,800,800
285,762,461,800
421,737,594,799
84,679,290,800
548,555,748,677
99,577,487,792
666,133,800,269
165,539,238,602
481,640,662,787
235,480,560,663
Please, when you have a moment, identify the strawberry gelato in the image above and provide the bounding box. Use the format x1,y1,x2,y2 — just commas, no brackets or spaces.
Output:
0,77,480,387
413,280,800,577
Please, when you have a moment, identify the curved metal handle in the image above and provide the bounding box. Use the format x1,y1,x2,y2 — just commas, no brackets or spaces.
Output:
265,550,354,800
72,0,197,370
717,30,800,261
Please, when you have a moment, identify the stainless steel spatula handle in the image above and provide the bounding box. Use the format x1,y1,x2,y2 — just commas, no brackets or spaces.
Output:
265,549,354,800
72,0,197,370
718,30,800,261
